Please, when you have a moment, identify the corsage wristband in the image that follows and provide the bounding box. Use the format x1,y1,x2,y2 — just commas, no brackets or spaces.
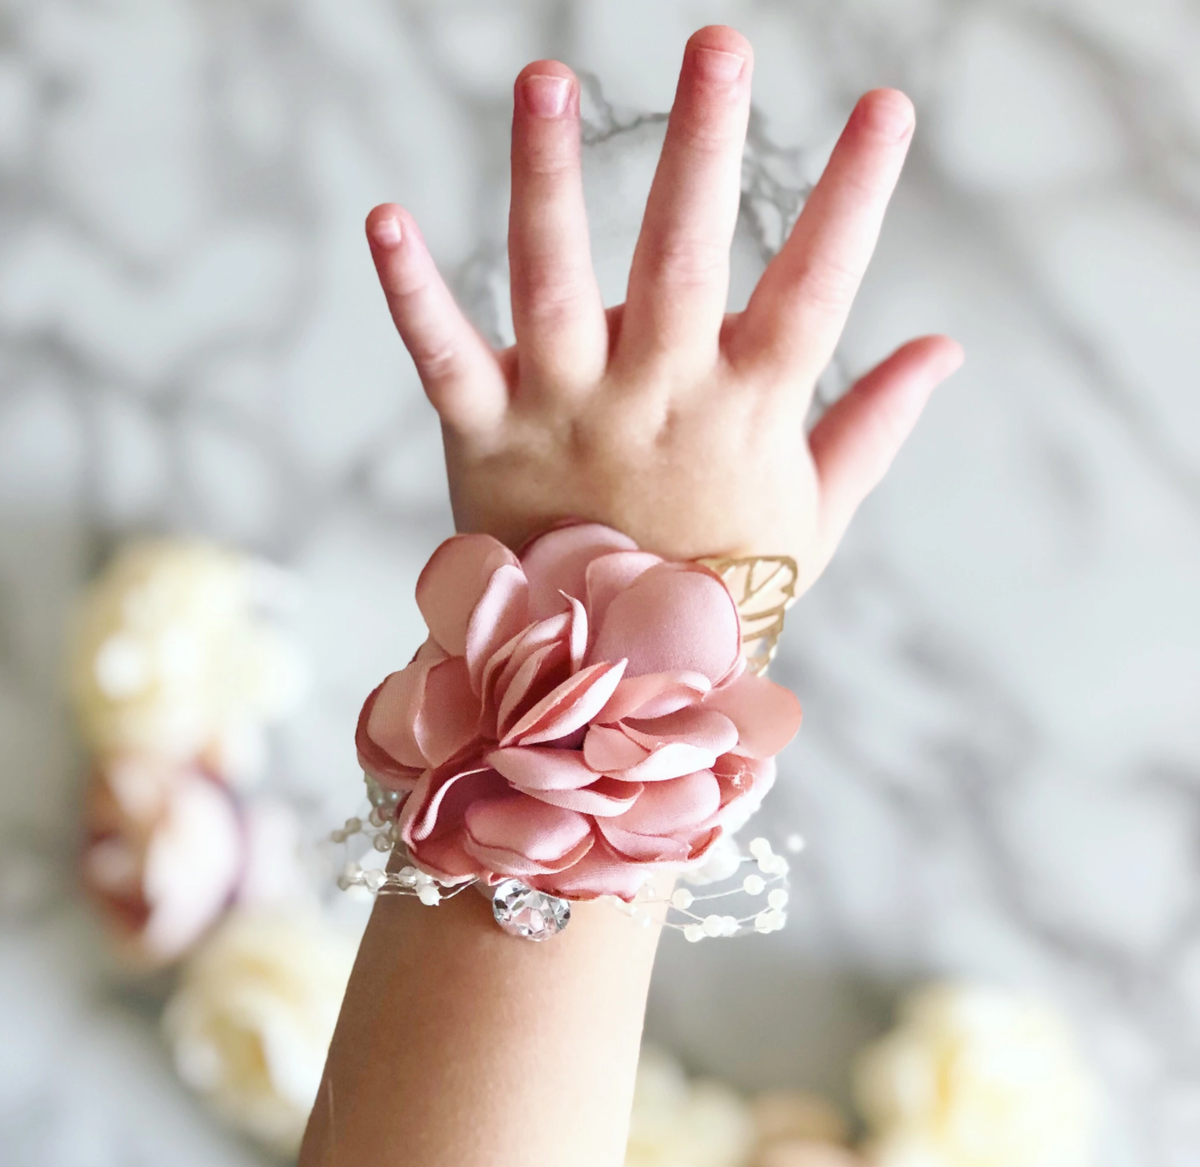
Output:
335,522,803,940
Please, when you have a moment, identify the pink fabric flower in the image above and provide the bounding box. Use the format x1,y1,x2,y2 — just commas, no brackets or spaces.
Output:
357,523,802,900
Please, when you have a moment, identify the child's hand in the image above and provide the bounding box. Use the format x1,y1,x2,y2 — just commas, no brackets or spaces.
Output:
365,25,961,593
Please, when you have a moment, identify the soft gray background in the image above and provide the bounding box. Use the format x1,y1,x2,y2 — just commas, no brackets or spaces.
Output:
2,0,1199,1164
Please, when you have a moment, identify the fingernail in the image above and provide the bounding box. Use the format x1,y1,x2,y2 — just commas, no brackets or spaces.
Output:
863,92,915,140
692,47,745,84
522,74,571,118
370,213,402,247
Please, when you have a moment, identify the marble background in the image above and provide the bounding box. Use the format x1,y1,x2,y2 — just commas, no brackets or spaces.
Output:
2,0,1199,1164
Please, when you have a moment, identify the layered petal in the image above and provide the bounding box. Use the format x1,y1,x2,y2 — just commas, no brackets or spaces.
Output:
704,671,803,758
520,522,640,620
463,795,594,875
417,534,519,656
589,562,741,684
502,659,627,747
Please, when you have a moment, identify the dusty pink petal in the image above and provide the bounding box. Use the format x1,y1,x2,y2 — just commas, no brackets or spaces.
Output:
488,613,569,712
356,681,424,792
465,833,595,878
417,534,519,656
608,770,721,835
597,822,692,863
532,837,650,901
583,725,650,772
596,671,711,724
704,671,803,758
363,641,447,769
566,593,588,672
410,833,486,883
464,795,592,864
519,777,644,818
588,562,741,683
620,741,721,782
479,613,568,736
520,522,640,620
488,746,601,791
496,640,569,741
711,752,767,804
503,659,628,747
464,564,530,692
584,551,663,630
399,760,499,845
622,707,739,755
413,656,480,766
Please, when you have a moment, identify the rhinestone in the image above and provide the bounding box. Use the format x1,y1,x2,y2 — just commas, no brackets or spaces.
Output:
491,879,570,941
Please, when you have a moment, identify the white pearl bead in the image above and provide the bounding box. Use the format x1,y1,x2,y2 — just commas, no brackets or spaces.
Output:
344,817,362,833
702,914,724,937
721,915,740,936
742,874,765,896
768,889,789,909
749,837,772,859
754,911,774,933
671,888,695,910
684,924,705,943
417,884,441,906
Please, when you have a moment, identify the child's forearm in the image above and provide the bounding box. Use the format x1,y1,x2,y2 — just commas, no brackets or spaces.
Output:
300,891,661,1167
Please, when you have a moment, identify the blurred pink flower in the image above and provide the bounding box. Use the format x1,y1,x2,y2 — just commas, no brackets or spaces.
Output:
357,523,802,900
83,757,301,966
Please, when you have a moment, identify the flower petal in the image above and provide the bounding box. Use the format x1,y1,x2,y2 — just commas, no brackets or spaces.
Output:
520,777,645,818
464,564,530,693
356,680,424,791
584,551,662,630
362,641,447,769
520,522,640,620
620,741,719,782
496,640,570,741
413,656,481,767
399,759,499,845
488,745,601,791
531,837,651,901
609,770,721,835
589,562,741,684
704,672,803,758
595,670,711,724
464,795,593,866
622,706,739,755
583,725,651,772
503,659,628,747
417,534,519,656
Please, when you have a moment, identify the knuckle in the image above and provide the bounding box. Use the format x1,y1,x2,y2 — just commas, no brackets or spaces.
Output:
647,238,727,289
794,255,861,315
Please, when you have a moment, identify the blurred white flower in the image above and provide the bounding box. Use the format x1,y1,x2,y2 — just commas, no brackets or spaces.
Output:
853,983,1099,1167
83,757,309,967
626,1045,756,1167
69,540,307,783
163,909,356,1155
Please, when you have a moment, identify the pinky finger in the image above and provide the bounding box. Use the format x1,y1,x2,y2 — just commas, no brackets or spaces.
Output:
367,205,508,433
809,335,963,560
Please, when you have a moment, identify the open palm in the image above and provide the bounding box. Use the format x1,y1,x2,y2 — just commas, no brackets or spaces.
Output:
365,25,961,593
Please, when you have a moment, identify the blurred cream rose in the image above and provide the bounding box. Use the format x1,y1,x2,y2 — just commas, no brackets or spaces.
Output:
853,983,1099,1167
626,1045,756,1167
69,540,306,783
83,757,307,967
163,909,356,1155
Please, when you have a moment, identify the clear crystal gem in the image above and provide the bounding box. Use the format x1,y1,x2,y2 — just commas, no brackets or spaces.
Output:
491,879,570,941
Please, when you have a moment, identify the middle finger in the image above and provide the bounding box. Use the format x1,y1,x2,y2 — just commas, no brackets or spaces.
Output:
617,26,753,377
